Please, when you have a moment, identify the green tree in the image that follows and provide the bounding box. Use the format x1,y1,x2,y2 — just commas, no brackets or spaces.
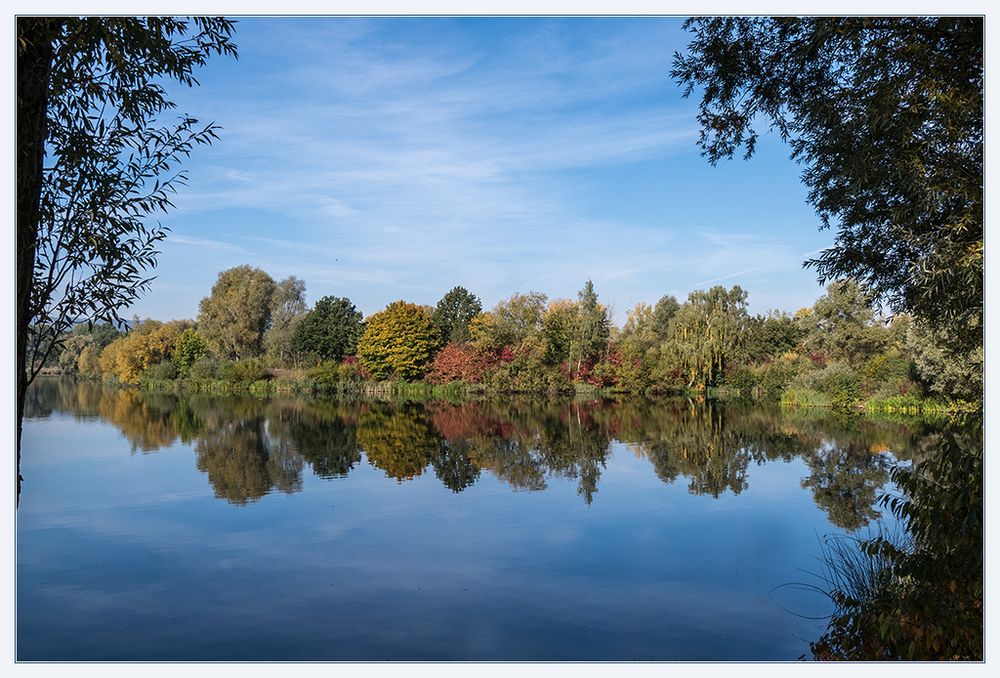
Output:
672,17,982,356
799,280,887,367
432,286,482,344
432,441,482,493
741,311,803,364
800,441,887,531
263,276,307,367
16,17,236,501
356,301,441,381
652,294,680,339
291,295,364,363
195,417,303,505
173,328,208,377
906,319,983,401
540,299,579,366
197,265,277,360
621,303,655,345
474,292,548,351
571,280,610,376
280,405,362,478
662,285,749,389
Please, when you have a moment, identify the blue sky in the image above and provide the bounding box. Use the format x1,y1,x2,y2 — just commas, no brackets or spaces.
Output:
139,16,836,325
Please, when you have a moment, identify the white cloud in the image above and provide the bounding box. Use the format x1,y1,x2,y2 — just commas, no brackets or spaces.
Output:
131,18,832,322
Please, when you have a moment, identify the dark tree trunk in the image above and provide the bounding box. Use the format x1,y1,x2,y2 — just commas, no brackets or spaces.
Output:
17,18,59,507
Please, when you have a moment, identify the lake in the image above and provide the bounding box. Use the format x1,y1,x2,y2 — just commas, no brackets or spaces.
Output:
16,377,942,661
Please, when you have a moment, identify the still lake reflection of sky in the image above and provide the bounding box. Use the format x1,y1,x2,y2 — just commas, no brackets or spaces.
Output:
18,379,927,660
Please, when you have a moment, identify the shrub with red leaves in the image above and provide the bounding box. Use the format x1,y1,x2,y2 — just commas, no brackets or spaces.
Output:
809,352,828,368
426,343,489,384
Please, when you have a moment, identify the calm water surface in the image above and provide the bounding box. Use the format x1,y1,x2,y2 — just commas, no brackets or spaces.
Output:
17,377,942,661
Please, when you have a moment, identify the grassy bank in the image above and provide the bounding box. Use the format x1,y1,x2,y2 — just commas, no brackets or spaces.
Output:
118,371,976,416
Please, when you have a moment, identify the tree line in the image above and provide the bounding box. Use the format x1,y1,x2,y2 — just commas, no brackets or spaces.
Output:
44,264,981,407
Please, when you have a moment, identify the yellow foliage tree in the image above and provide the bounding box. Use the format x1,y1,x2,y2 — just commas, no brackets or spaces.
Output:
356,301,441,381
98,320,189,384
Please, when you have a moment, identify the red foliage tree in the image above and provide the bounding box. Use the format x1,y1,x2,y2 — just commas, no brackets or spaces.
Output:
426,343,489,384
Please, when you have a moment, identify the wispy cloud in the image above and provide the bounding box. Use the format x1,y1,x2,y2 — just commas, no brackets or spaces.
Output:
168,235,251,255
691,266,768,289
134,18,832,322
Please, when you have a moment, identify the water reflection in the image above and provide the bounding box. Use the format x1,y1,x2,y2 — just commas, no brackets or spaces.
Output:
26,377,940,529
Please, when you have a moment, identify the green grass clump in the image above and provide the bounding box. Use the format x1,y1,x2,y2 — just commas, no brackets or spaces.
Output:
781,388,833,408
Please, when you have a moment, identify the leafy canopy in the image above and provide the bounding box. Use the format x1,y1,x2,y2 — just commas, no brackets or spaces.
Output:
672,17,982,352
799,280,887,367
20,17,238,385
291,295,364,363
356,301,442,381
432,286,482,344
661,285,749,389
197,265,276,360
264,276,307,365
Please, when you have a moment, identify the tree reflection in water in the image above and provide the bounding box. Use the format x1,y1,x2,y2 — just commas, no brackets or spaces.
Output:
809,417,982,660
26,377,979,658
27,378,938,525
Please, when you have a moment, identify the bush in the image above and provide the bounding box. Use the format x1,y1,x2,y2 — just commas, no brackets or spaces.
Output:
753,359,798,399
794,362,862,408
173,328,208,376
425,343,489,384
723,364,757,396
304,358,367,392
818,363,862,407
144,360,178,381
781,387,832,408
305,360,343,391
862,349,919,398
218,357,267,383
590,345,649,393
480,357,569,393
188,357,219,380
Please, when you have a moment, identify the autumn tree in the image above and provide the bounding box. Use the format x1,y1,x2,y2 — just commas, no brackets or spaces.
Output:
263,276,307,367
356,301,441,381
197,265,276,360
432,286,482,344
672,17,982,356
55,322,121,374
356,405,441,480
291,295,364,364
16,17,236,501
426,343,489,384
98,319,190,384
